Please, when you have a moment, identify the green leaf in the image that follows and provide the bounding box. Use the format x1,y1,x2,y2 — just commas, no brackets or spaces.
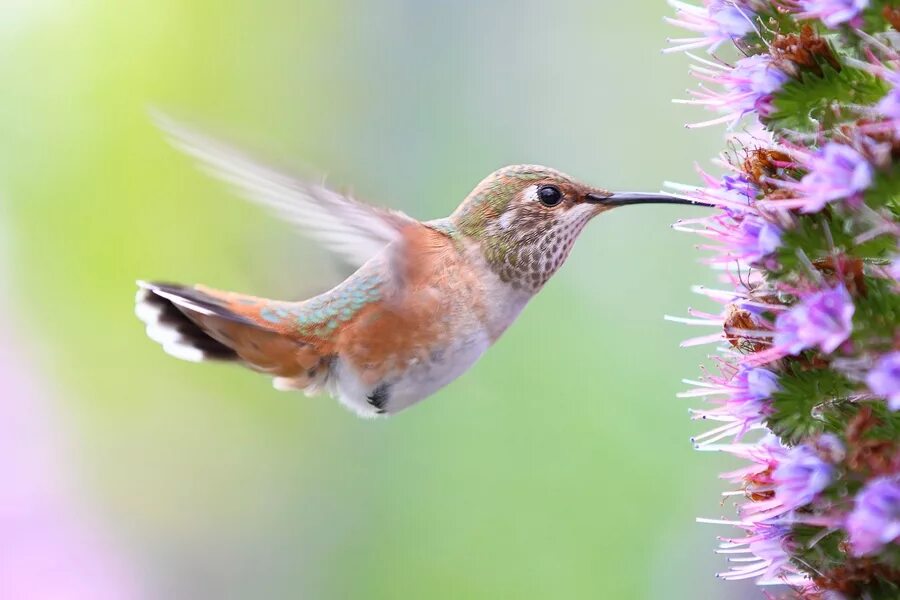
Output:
766,365,857,445
766,65,888,132
864,167,900,216
772,213,895,280
853,278,900,350
791,524,847,576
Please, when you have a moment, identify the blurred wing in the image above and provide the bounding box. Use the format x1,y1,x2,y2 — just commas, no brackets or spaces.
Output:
154,112,417,266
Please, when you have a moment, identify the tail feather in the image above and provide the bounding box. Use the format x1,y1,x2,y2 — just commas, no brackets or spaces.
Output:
135,281,332,392
135,282,238,362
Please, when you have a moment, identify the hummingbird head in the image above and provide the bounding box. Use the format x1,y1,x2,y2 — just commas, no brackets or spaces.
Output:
451,164,709,292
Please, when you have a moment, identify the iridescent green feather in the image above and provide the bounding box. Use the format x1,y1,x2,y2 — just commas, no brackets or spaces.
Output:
257,269,385,337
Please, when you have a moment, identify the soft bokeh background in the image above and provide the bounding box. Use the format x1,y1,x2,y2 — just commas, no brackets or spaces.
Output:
0,1,761,598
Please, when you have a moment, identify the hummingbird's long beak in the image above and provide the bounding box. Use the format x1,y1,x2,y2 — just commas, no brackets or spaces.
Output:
584,192,714,208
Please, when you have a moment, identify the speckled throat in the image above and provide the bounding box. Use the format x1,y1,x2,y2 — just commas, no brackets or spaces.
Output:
481,207,594,293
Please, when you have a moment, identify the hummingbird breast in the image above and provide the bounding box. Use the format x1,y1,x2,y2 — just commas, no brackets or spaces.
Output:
323,226,530,417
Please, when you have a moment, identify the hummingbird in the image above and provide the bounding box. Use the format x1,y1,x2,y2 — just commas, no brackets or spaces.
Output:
136,118,710,418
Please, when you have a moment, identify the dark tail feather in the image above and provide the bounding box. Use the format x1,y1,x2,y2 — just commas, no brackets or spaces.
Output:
136,280,333,393
135,281,239,362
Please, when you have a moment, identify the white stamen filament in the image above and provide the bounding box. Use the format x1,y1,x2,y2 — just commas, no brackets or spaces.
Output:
679,388,727,398
665,315,722,326
696,517,744,526
691,285,747,299
681,332,726,347
715,547,752,554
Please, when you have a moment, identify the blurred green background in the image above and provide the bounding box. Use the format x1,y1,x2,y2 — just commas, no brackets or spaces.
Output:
0,1,762,598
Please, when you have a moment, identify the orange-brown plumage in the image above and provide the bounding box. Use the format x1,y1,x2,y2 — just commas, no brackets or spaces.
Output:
190,224,487,391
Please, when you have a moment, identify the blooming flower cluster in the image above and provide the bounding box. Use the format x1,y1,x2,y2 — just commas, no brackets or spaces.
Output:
666,2,900,597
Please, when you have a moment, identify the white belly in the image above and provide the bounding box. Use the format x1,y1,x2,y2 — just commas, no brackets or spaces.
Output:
329,328,493,418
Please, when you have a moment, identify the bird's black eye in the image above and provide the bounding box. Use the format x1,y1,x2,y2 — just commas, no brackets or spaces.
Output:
538,185,563,207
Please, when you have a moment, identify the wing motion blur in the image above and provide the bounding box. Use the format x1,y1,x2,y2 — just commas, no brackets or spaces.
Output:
153,112,418,267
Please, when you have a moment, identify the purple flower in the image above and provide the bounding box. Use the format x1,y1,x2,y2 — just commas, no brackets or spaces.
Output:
745,366,780,397
866,351,900,410
686,366,779,445
772,443,834,508
730,54,789,114
796,143,873,213
774,285,855,354
846,476,900,556
710,1,755,36
666,1,757,53
668,171,759,213
889,255,900,282
813,433,846,464
763,143,875,212
713,523,806,585
680,210,783,265
681,364,778,446
722,173,757,196
726,367,780,420
878,87,900,123
876,70,900,135
680,54,788,128
733,216,782,262
799,0,870,27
